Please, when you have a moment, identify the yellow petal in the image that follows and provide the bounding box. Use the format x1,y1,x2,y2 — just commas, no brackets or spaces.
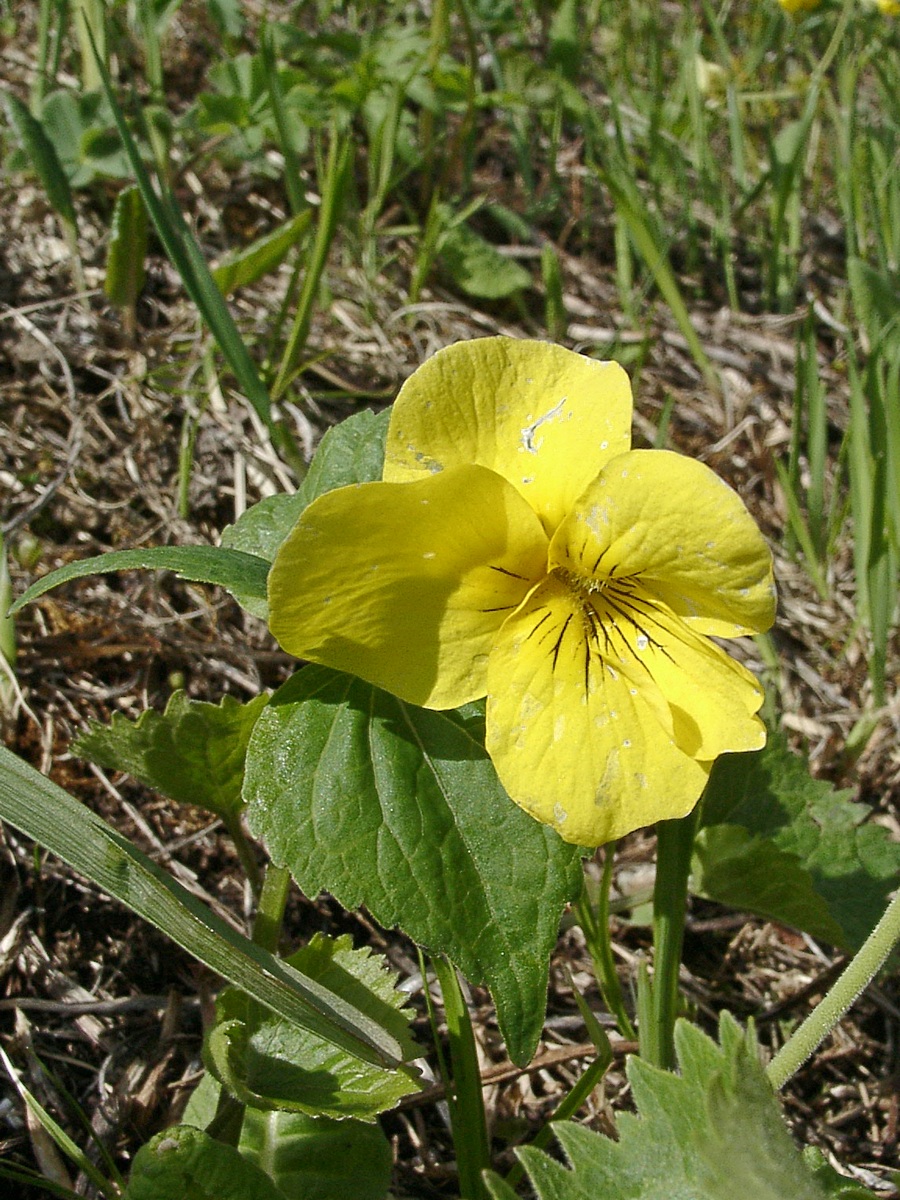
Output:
485,574,711,847
383,337,632,537
552,449,776,636
268,465,549,708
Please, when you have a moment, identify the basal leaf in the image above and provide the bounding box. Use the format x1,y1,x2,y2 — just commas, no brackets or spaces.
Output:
8,546,270,617
123,1125,285,1200
205,933,420,1120
485,1014,867,1200
691,825,845,948
212,210,313,296
239,1108,392,1200
702,734,900,950
105,184,149,311
439,219,531,299
243,666,585,1066
73,691,269,820
221,407,390,618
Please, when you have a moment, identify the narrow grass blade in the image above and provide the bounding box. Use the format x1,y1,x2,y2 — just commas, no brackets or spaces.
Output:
0,1047,116,1199
259,23,306,217
8,545,270,616
0,745,405,1068
88,33,273,430
272,130,352,400
432,956,491,1200
599,159,716,387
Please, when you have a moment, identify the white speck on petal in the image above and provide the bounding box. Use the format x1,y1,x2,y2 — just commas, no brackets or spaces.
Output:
553,803,568,826
520,397,567,454
422,551,436,560
635,634,649,651
623,738,631,748
522,476,535,485
554,714,566,742
629,687,638,696
600,440,609,450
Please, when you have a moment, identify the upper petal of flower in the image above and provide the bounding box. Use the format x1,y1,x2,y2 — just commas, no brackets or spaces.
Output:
551,449,776,637
383,337,633,537
268,465,549,709
485,573,710,846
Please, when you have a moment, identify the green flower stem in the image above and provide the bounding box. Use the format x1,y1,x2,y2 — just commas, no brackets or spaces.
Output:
251,863,291,956
222,812,263,897
650,806,701,1070
766,887,900,1091
574,848,636,1040
430,956,491,1200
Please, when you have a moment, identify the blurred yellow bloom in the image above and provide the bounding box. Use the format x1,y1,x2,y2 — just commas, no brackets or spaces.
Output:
777,0,822,11
269,339,776,846
863,0,900,14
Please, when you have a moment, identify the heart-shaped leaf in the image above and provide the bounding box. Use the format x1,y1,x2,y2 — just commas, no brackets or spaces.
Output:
244,666,584,1065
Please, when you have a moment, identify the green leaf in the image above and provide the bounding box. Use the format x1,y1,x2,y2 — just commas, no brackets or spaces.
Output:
105,185,148,311
123,1125,285,1200
239,1108,392,1200
439,219,531,299
206,933,419,1119
701,734,900,951
212,210,313,296
8,545,270,617
691,825,845,948
221,407,390,618
847,256,900,356
0,745,404,1069
802,1148,882,1199
485,1014,855,1200
73,691,269,820
3,89,77,231
243,666,585,1066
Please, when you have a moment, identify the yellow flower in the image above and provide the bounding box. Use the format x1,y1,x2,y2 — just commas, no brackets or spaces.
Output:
777,0,822,11
268,339,776,846
862,0,900,14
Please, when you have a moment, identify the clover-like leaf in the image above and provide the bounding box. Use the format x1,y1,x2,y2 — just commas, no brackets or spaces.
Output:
205,933,420,1120
74,691,269,820
701,733,900,950
485,1014,877,1200
243,666,585,1066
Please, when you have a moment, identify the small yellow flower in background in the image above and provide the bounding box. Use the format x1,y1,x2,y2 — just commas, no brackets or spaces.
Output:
777,0,822,11
268,339,776,846
862,0,900,14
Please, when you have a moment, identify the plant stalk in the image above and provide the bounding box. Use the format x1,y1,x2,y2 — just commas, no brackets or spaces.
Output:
650,805,701,1070
766,887,900,1091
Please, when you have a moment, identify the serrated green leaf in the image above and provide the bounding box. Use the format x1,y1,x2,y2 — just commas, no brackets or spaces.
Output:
73,691,269,820
221,407,390,618
487,1014,850,1200
105,184,148,310
212,210,313,296
206,933,419,1120
439,219,531,299
243,666,584,1066
692,824,845,948
123,1125,285,1200
239,1108,392,1200
702,734,900,950
8,546,270,617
